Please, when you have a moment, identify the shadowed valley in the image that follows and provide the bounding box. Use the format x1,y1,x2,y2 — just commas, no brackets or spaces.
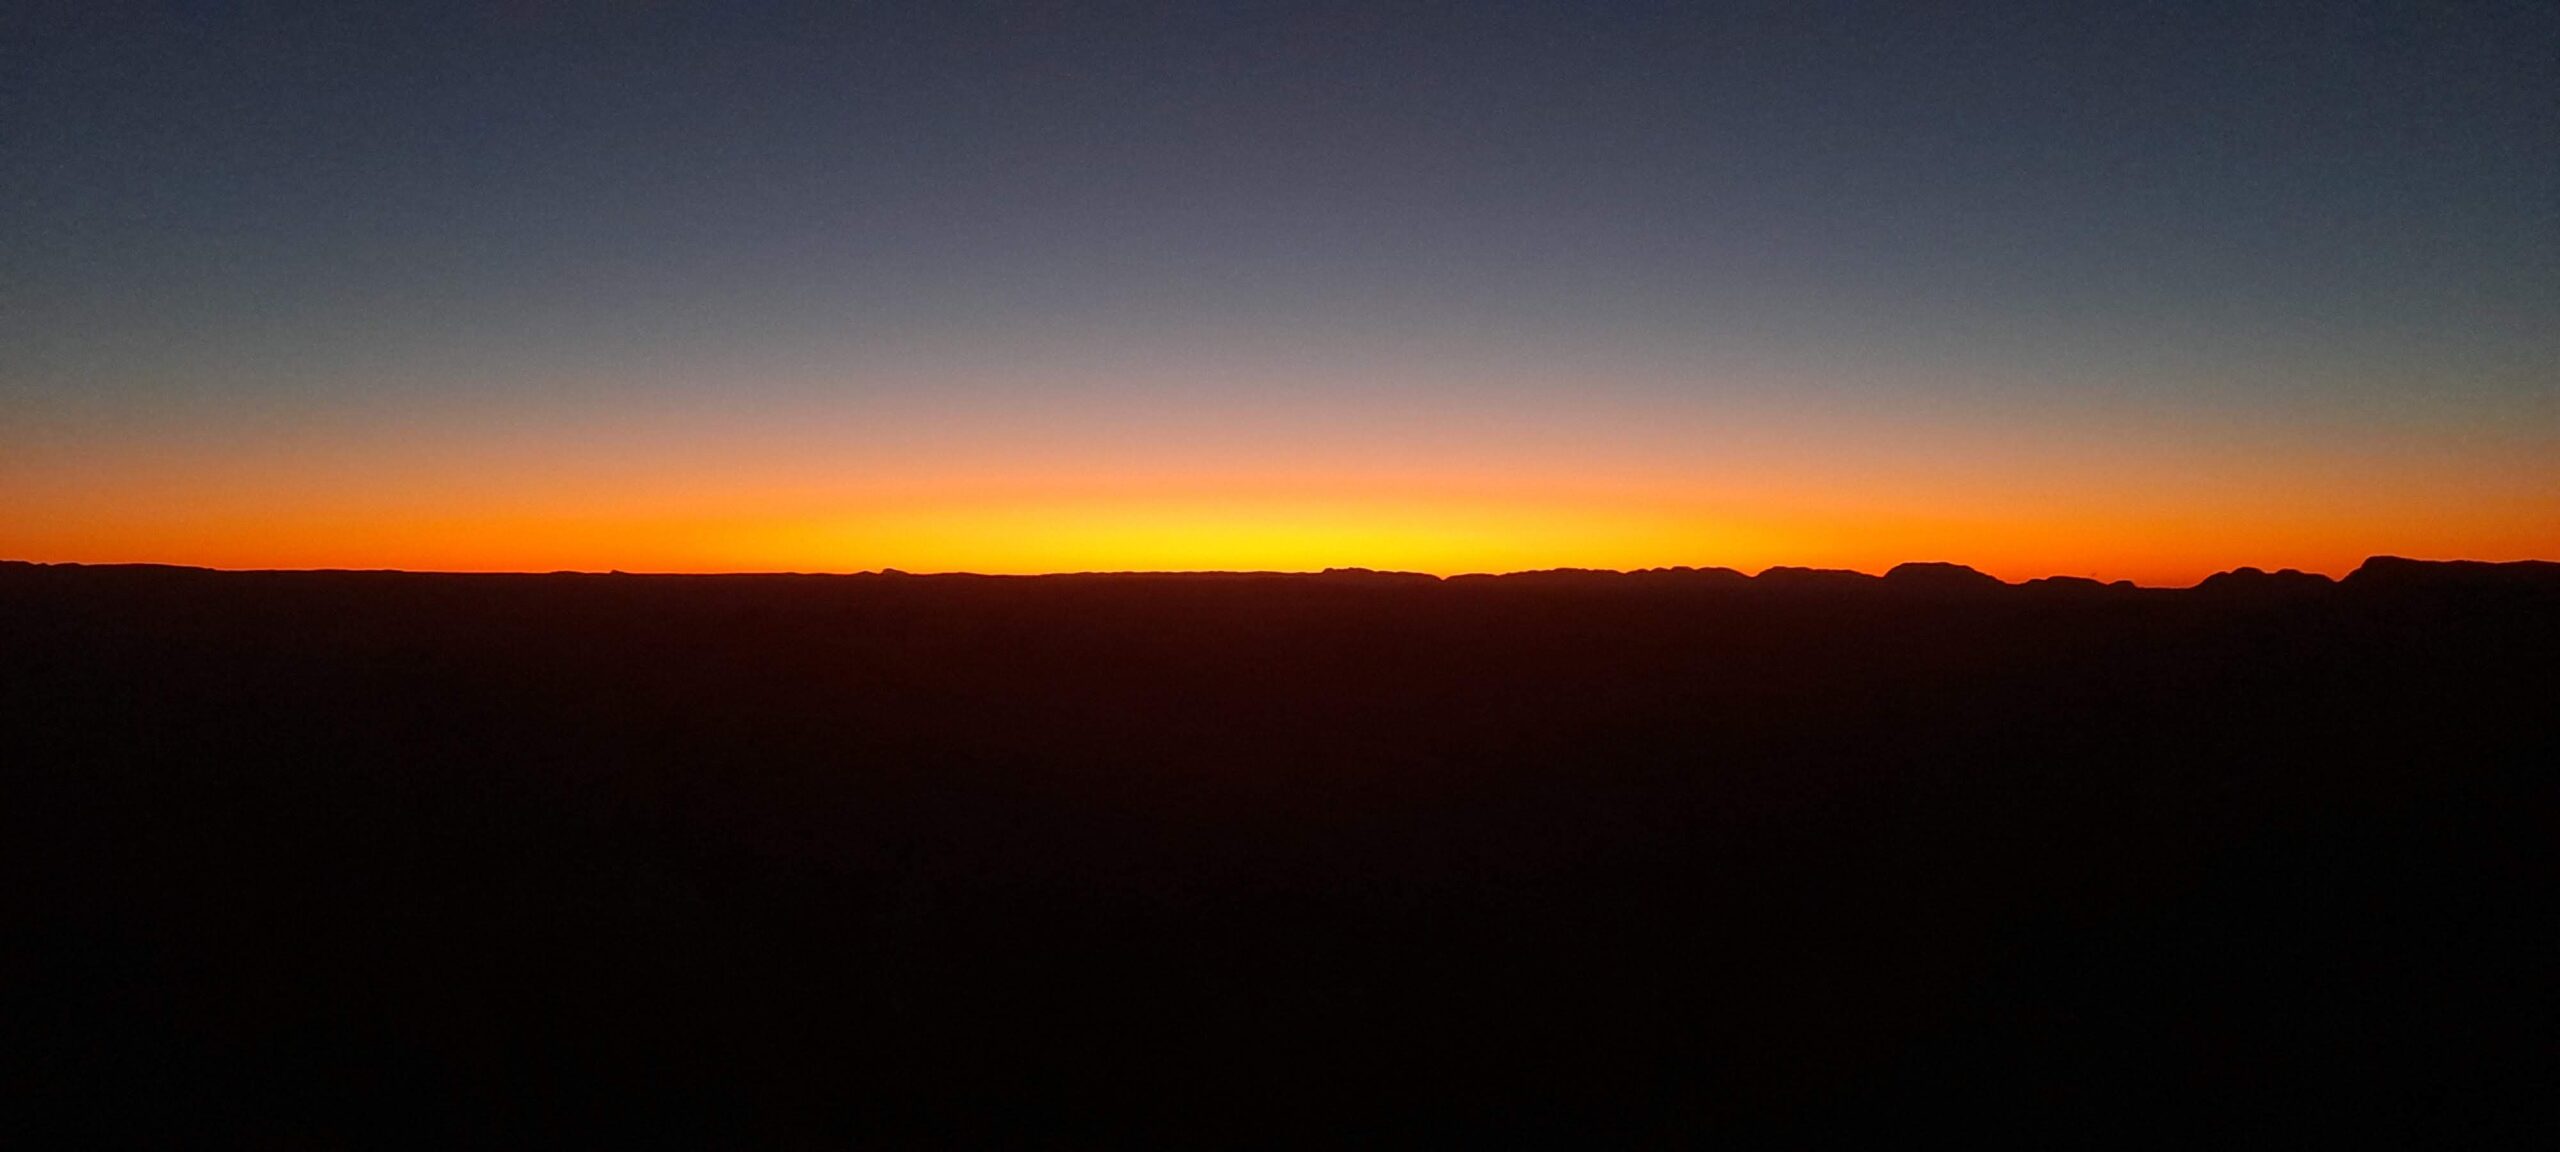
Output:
5,557,2554,1140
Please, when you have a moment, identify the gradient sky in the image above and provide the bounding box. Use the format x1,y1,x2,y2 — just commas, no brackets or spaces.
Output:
7,1,2554,583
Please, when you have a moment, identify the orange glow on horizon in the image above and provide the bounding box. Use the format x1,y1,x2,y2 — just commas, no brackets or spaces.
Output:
11,480,2555,588
8,386,2554,587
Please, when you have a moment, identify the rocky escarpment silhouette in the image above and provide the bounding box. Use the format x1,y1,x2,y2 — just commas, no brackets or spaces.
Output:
2344,554,2560,595
1745,564,1882,590
1883,560,2008,592
2,554,2552,1142
6,554,2543,591
2194,564,2335,596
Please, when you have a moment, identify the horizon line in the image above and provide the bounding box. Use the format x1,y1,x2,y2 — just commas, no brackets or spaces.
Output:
11,555,2553,592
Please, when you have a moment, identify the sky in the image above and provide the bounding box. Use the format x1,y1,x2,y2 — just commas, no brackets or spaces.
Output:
6,1,2554,584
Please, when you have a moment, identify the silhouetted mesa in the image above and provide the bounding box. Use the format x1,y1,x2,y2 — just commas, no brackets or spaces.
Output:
1882,561,2008,592
2195,564,2336,596
2019,574,2131,595
2,555,2552,1141
2345,554,2560,596
1749,564,1882,590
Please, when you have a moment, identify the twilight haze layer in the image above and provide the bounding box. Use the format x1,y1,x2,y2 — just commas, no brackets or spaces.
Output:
6,2,2553,584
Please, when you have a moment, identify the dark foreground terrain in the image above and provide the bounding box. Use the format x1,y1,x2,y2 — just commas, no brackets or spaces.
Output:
4,557,2554,1141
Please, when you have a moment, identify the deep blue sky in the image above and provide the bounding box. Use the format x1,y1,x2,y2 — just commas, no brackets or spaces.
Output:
6,2,2555,576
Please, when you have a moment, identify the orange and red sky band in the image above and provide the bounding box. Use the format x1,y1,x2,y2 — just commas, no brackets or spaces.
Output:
8,5,2554,583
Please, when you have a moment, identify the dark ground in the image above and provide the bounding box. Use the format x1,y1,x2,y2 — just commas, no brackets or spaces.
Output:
3,557,2554,1143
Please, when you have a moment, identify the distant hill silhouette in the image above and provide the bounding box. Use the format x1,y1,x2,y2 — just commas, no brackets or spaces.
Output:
2019,574,2136,594
10,554,2550,592
2194,564,2335,596
2344,554,2560,594
3,554,2553,1142
1883,561,2007,591
1744,564,1883,589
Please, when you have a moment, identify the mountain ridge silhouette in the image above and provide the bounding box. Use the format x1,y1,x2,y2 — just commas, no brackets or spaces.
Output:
8,554,2550,591
4,548,2552,1141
